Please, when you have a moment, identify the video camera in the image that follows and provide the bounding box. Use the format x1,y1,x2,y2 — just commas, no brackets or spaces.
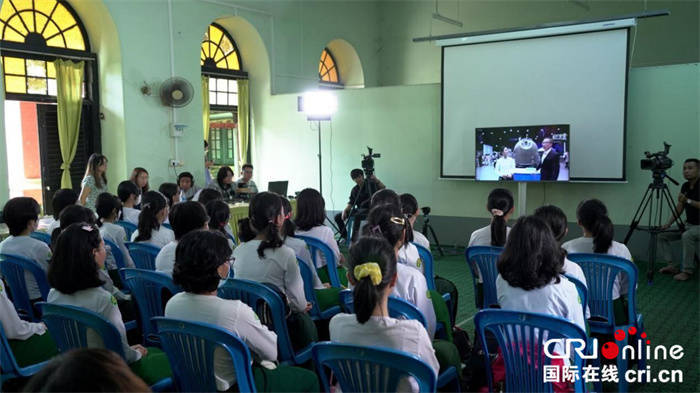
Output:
641,142,673,172
361,146,381,176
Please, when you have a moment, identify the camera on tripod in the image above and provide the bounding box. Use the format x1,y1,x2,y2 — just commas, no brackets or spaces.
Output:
361,146,381,176
641,142,673,172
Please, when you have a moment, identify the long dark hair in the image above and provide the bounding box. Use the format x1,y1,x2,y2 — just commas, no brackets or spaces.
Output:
487,188,514,246
238,192,284,257
170,201,209,240
534,205,568,242
49,223,104,294
173,230,231,294
134,191,167,242
129,167,149,193
577,199,614,253
51,205,96,249
294,188,325,231
205,200,230,236
370,189,400,209
348,237,397,324
280,196,296,239
216,166,234,190
497,215,563,290
85,153,108,189
361,204,409,249
158,182,179,208
95,193,121,227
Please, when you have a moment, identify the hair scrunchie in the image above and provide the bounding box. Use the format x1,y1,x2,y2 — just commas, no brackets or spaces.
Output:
353,262,383,286
491,208,504,217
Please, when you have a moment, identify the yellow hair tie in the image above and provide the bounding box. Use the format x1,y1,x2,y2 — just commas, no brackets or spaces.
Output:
353,262,383,286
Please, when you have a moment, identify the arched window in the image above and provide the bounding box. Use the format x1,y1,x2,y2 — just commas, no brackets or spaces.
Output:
319,48,340,85
201,23,246,168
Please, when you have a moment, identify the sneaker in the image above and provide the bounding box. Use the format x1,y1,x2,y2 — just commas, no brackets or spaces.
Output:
659,265,680,275
673,272,692,281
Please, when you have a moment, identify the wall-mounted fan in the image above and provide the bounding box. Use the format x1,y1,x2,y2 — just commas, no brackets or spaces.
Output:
160,77,193,108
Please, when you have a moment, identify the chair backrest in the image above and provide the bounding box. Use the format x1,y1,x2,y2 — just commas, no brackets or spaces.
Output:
217,279,297,363
103,238,126,270
153,317,256,393
0,253,50,321
226,232,237,246
38,302,125,358
115,221,137,239
412,242,435,290
338,290,428,329
465,246,504,308
295,235,341,288
566,253,638,327
30,231,51,246
125,242,161,271
563,274,588,319
162,223,172,230
122,268,181,344
296,257,322,317
312,342,437,393
474,309,587,393
0,322,21,379
345,216,356,245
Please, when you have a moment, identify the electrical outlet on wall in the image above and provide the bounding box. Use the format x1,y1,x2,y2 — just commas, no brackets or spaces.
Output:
169,159,183,167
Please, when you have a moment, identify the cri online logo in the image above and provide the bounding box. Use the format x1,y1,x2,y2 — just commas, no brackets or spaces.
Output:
544,327,684,361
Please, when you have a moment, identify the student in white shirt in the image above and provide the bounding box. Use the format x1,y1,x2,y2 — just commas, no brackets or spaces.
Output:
198,189,236,241
534,205,587,287
155,201,209,276
47,189,78,235
177,171,201,202
400,193,430,250
206,199,235,249
47,223,172,385
0,279,58,367
234,192,317,351
494,216,585,392
166,230,318,392
330,236,458,393
131,191,174,248
0,197,51,301
562,199,633,324
96,193,135,278
117,180,140,225
294,188,345,285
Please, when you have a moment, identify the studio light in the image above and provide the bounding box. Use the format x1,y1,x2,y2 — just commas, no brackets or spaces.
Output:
301,90,338,121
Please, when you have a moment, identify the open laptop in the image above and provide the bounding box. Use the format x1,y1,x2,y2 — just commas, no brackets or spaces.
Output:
268,181,288,196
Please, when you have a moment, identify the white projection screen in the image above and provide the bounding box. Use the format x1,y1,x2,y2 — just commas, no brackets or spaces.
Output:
441,23,631,180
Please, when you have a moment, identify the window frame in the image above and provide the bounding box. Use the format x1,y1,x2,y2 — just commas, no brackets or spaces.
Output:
200,22,248,79
319,47,342,87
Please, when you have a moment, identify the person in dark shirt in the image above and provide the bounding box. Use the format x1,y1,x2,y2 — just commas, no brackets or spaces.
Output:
333,169,385,242
658,158,699,281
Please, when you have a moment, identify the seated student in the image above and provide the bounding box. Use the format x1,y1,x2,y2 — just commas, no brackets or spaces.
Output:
533,205,587,287
177,171,201,202
207,166,236,201
131,191,175,248
158,182,180,210
562,199,632,322
47,223,171,385
362,204,437,337
400,193,430,249
165,230,319,392
1,279,58,369
155,202,209,277
294,188,345,283
198,188,236,240
117,181,140,225
206,199,235,248
96,193,135,282
0,197,51,302
370,188,401,209
330,236,458,393
47,189,78,234
234,192,317,350
234,164,258,200
23,348,149,393
129,167,150,204
495,215,585,393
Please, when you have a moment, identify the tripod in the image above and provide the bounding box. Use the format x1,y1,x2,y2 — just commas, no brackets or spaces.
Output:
421,209,445,257
624,171,684,282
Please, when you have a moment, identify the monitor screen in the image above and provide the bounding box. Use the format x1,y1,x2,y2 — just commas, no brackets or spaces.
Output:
475,124,570,182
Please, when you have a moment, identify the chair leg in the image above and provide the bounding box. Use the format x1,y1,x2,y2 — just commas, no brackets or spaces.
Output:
616,336,629,393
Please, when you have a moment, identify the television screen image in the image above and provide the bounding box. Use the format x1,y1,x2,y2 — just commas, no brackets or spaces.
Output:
475,125,570,182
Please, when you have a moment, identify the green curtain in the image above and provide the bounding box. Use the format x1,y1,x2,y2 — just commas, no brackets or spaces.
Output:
202,75,210,142
237,79,250,167
54,59,85,189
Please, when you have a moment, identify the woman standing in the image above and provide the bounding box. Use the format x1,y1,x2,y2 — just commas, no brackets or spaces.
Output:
79,153,108,212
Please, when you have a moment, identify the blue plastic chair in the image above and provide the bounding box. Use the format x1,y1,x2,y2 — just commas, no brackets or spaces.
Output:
122,268,181,346
0,253,50,321
30,231,52,246
0,323,50,385
465,246,504,308
474,309,588,393
226,232,237,247
104,238,127,271
125,242,161,271
162,223,172,230
297,257,341,320
38,302,171,391
563,274,588,320
312,342,437,392
115,220,137,240
567,253,644,392
412,242,453,323
153,317,256,392
295,235,342,288
338,290,429,329
217,278,313,365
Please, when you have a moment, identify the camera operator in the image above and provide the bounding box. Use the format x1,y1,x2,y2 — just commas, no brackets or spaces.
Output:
658,158,700,281
334,168,385,241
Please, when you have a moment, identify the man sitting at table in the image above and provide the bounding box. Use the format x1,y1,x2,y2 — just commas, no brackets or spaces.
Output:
235,164,258,201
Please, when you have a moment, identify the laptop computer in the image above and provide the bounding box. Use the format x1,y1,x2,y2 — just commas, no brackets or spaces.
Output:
268,181,288,196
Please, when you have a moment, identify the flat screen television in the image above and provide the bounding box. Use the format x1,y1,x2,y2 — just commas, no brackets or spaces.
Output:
475,124,570,182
